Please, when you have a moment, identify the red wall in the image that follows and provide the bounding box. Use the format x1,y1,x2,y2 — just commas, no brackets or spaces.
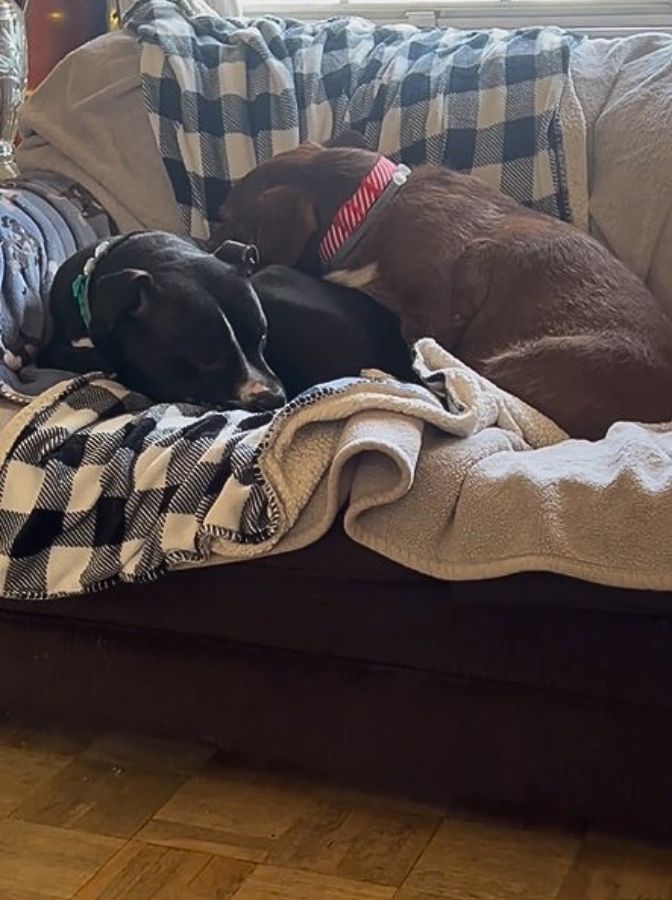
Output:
26,0,108,89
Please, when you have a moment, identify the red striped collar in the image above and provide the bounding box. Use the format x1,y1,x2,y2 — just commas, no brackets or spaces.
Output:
319,156,407,269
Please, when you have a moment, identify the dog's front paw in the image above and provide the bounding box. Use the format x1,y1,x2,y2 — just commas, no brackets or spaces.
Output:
2,350,23,372
37,342,109,375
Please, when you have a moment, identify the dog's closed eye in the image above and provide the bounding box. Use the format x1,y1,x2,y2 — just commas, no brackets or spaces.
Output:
185,357,225,375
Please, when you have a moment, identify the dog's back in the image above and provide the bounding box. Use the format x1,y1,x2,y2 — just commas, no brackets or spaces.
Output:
364,165,672,436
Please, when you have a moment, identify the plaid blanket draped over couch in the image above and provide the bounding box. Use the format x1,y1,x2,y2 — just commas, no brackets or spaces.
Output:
124,0,584,240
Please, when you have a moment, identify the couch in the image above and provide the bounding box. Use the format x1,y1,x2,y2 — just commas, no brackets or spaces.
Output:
3,15,672,838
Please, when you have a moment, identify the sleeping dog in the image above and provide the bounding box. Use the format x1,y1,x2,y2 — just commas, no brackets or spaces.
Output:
39,230,411,408
216,133,672,439
39,231,287,411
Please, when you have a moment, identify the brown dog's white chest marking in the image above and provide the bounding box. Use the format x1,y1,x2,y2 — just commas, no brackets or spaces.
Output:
325,263,380,291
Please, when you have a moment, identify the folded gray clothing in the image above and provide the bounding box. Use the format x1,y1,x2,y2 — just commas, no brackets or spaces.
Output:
0,171,113,401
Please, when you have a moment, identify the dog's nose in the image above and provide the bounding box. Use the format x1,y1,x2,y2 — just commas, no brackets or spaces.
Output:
238,380,286,411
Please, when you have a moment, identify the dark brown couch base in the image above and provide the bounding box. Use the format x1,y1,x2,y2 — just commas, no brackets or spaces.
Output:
0,599,671,839
2,526,671,836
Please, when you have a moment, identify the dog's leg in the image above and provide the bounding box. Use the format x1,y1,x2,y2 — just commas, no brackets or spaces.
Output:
379,239,494,351
479,334,672,440
38,343,110,375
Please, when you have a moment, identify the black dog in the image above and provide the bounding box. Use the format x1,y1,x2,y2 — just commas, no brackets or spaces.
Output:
40,230,412,409
39,232,287,411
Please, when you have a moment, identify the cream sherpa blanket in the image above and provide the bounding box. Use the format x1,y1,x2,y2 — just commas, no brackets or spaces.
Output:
208,340,672,591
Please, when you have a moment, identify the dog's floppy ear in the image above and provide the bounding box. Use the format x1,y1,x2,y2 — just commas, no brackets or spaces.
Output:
212,240,260,277
256,185,317,267
324,130,369,150
90,269,154,337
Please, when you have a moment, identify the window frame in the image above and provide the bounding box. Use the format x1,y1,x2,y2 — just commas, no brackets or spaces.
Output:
240,0,672,34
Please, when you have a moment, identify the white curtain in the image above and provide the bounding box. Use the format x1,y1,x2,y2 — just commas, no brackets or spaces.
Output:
206,0,244,13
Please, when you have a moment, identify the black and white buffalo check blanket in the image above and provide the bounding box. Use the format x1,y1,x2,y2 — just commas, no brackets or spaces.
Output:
124,0,584,240
0,375,289,599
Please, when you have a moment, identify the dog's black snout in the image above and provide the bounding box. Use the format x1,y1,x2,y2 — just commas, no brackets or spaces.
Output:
238,380,287,411
252,390,285,411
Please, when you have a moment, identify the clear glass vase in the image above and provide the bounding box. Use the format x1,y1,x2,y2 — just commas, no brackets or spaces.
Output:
0,0,27,181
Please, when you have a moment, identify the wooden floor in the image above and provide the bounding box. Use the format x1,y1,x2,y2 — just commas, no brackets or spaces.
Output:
0,724,670,900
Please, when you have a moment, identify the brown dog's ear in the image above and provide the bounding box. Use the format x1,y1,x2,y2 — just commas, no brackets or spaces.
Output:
256,185,317,267
324,130,369,150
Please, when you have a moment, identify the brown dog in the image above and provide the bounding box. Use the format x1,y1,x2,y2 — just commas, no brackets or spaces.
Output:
217,135,672,439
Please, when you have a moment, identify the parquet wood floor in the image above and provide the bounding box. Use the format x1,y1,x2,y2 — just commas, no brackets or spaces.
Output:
0,724,669,899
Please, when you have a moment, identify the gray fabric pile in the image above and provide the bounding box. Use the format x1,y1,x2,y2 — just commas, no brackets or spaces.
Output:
0,173,112,401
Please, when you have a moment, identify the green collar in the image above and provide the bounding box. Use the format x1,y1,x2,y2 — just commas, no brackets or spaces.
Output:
71,238,114,332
